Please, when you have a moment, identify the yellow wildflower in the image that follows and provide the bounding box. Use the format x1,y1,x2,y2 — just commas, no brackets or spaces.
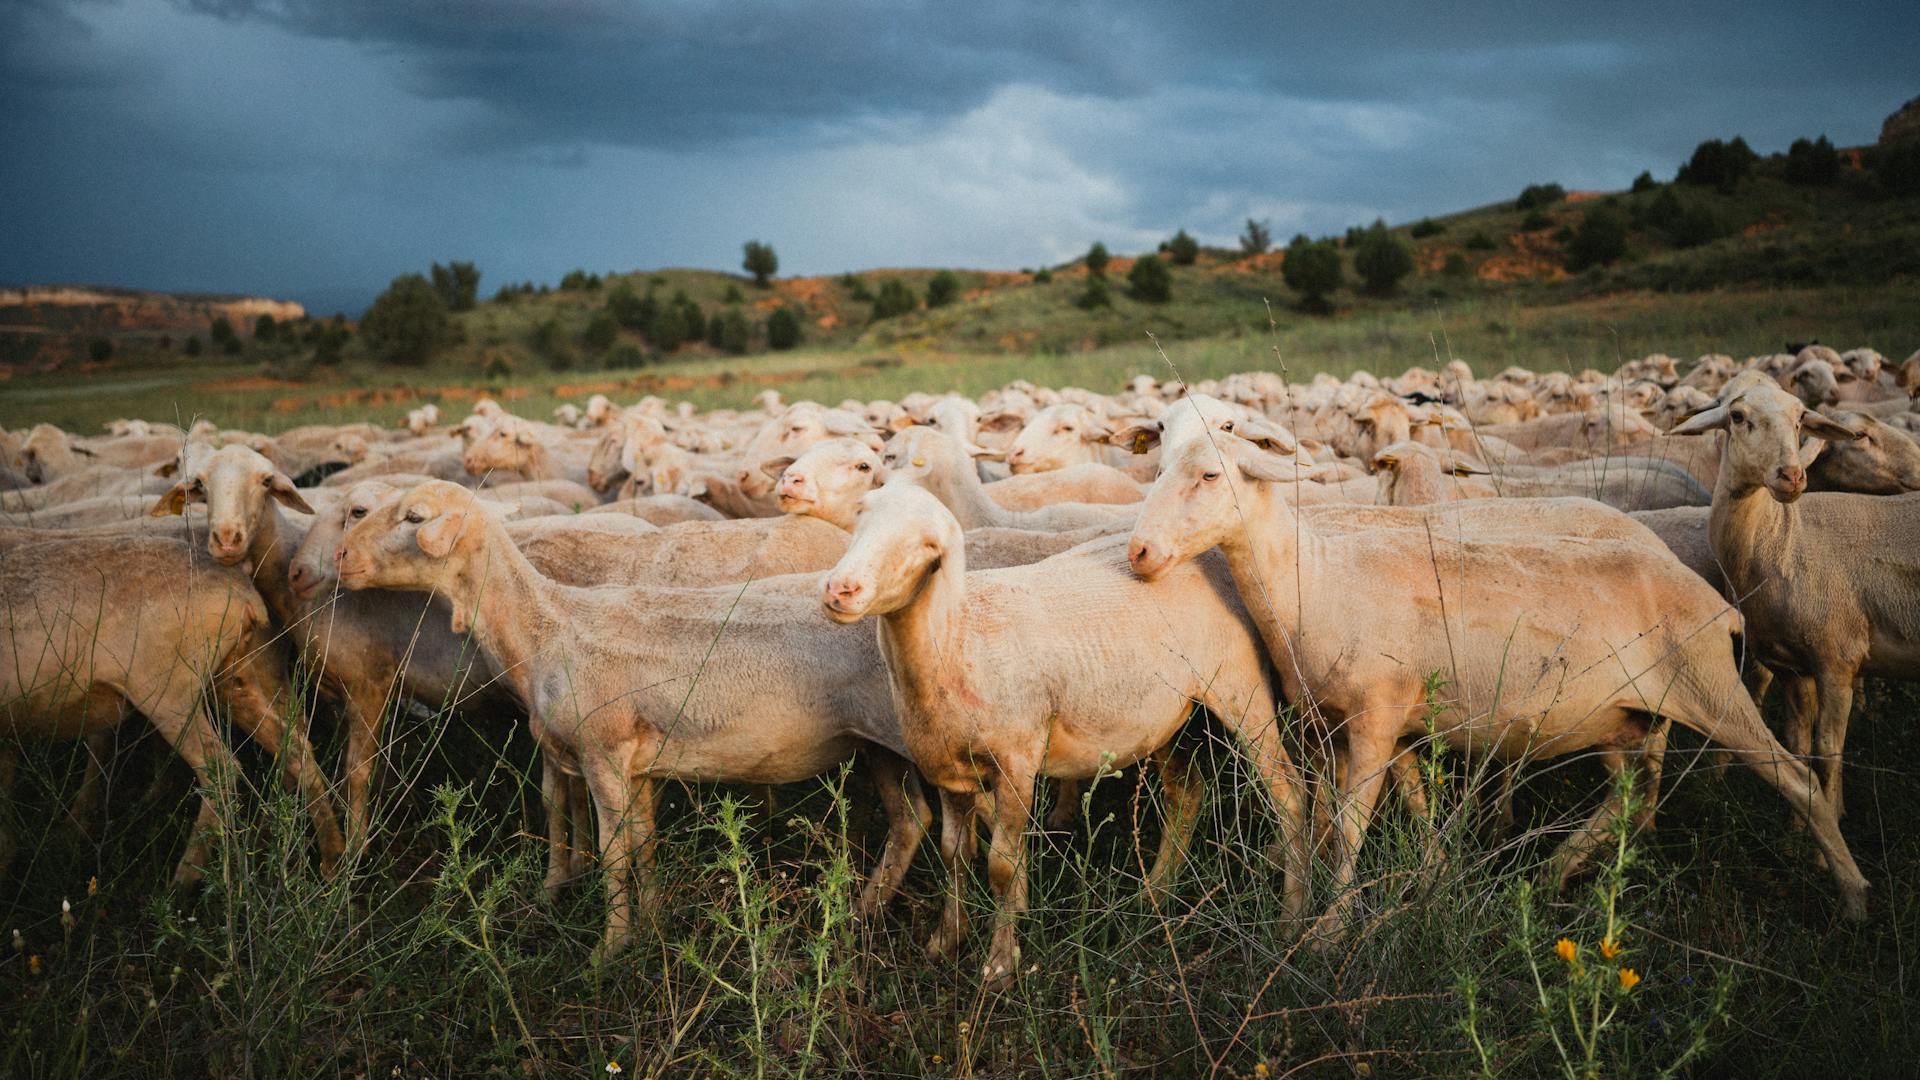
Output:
1618,968,1641,992
28,955,41,976
1255,1064,1271,1078
87,876,98,897
1554,938,1577,964
1599,937,1621,960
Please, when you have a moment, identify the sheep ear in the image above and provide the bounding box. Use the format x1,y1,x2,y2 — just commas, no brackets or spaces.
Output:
978,410,1024,434
514,428,537,446
151,484,189,517
1798,437,1828,468
1668,404,1730,436
266,473,316,515
71,444,97,458
1801,411,1864,442
760,456,796,481
1238,417,1297,455
1107,422,1162,454
1236,448,1298,484
1084,418,1117,443
415,509,468,558
1373,451,1399,470
1449,458,1492,476
965,441,1004,461
154,460,179,477
887,414,918,433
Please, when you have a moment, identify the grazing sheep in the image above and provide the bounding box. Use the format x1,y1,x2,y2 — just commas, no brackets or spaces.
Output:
335,480,934,960
883,427,1132,532
1,537,343,883
820,482,1306,985
1672,382,1920,818
1127,431,1869,939
1002,404,1157,479
1807,409,1920,493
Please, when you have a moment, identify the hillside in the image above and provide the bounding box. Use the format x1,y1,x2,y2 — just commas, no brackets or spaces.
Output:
0,285,305,373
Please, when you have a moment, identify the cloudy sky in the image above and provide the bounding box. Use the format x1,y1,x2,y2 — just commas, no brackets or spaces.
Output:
3,1,1913,314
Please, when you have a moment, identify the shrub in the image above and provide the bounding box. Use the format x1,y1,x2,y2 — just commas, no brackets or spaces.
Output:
1240,217,1272,256
1443,252,1471,278
1032,268,1053,284
1353,222,1414,294
846,275,874,302
1515,182,1567,210
650,303,689,351
492,285,516,304
925,270,961,308
742,240,778,287
183,335,203,357
1410,218,1445,238
582,309,618,353
1784,135,1842,186
1084,242,1110,278
430,261,480,311
706,311,726,348
209,316,237,350
1127,254,1172,302
715,308,750,354
1282,234,1343,309
1867,140,1920,197
606,342,648,369
1631,170,1659,193
1166,229,1200,265
1567,205,1629,270
254,314,278,341
871,279,918,320
606,282,649,330
1466,230,1497,251
1075,275,1111,309
1638,188,1729,249
360,273,453,365
1676,136,1757,193
1521,210,1553,231
87,337,113,362
766,306,803,350
723,284,744,303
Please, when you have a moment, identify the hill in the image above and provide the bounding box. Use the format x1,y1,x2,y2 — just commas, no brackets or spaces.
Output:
0,285,306,373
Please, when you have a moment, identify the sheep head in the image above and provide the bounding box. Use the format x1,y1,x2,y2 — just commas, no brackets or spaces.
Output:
1671,382,1861,502
152,443,313,565
820,482,960,624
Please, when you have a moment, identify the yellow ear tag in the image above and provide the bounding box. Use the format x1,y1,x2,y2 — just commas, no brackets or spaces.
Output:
911,457,925,467
1131,433,1150,455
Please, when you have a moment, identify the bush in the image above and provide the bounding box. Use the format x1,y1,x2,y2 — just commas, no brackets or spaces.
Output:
925,270,961,309
1867,140,1920,197
254,314,278,341
582,309,618,353
606,342,649,369
1567,205,1629,270
1032,268,1053,284
650,303,690,352
1521,210,1553,231
1466,230,1497,251
1127,254,1172,302
209,316,237,350
706,310,727,348
716,308,750,354
430,261,481,311
1631,170,1659,193
606,282,649,330
1443,252,1471,278
1166,229,1200,265
767,306,803,350
1515,182,1567,210
1240,217,1272,256
846,275,874,302
1353,222,1414,294
87,337,113,362
871,279,918,320
1677,136,1757,193
359,273,454,365
1410,218,1445,238
183,335,203,357
1074,275,1111,309
559,269,600,291
1638,188,1729,249
1282,234,1343,309
742,240,778,287
1784,135,1842,186
1084,242,1110,278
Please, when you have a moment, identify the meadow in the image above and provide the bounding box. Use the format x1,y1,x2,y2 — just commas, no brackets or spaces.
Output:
3,283,1919,1078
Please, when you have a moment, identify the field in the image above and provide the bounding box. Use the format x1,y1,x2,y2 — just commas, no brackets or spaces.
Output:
4,286,1920,1079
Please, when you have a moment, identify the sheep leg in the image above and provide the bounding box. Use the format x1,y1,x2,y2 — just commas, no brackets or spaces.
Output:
567,775,593,881
981,769,1036,989
1694,689,1869,920
338,688,387,858
0,744,17,873
1044,778,1082,832
1306,720,1398,947
1222,709,1312,921
147,694,241,889
1144,745,1203,899
1782,675,1816,768
217,658,344,878
1813,673,1856,820
1631,718,1670,833
540,754,573,900
927,789,977,960
64,731,110,842
586,764,653,964
1540,749,1629,893
1388,746,1429,820
858,749,930,920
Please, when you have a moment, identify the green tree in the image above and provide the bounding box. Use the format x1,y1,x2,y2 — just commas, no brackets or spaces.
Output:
582,309,619,353
1032,268,1053,284
360,273,454,365
607,281,649,329
1676,137,1757,192
431,261,481,311
1466,230,1497,251
1166,229,1200,265
1240,218,1272,256
1515,182,1566,210
1127,253,1172,302
674,293,705,345
1282,234,1342,311
1631,170,1659,193
650,303,689,351
1075,275,1111,310
719,308,753,355
1567,205,1629,269
1784,135,1842,185
1442,252,1471,278
871,279,918,319
209,316,237,351
184,335,203,357
1353,221,1415,294
706,310,727,348
254,314,278,341
742,240,778,287
1084,242,1110,278
1409,218,1445,238
766,306,803,350
88,337,113,362
926,270,961,308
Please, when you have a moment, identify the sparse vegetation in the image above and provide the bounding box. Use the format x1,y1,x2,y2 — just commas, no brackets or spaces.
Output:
1167,228,1200,265
1353,219,1414,294
743,240,778,287
1283,233,1343,310
1516,182,1567,210
1127,253,1172,302
359,273,455,366
925,269,960,308
1085,241,1110,278
1240,217,1272,256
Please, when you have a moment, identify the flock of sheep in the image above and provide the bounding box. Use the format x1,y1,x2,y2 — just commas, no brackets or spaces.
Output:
3,342,1918,986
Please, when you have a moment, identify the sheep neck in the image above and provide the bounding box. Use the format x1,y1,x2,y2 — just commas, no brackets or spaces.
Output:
1213,485,1320,699
509,441,560,482
440,519,564,707
924,457,1007,530
248,503,302,627
875,538,977,732
1708,472,1798,594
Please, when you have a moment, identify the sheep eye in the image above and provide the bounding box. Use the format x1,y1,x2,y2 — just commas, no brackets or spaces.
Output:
404,508,426,524
856,462,871,472
350,507,368,520
1221,420,1235,432
1201,470,1222,483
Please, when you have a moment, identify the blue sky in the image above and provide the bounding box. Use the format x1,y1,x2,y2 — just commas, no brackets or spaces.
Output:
2,1,1913,314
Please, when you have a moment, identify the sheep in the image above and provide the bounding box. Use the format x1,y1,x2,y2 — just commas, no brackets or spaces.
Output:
1370,441,1495,505
983,463,1144,510
820,482,1307,985
1671,382,1920,819
585,412,670,493
1,536,343,883
334,479,935,960
1482,455,1711,511
1807,409,1920,493
1475,405,1661,454
405,404,441,436
880,427,1133,532
581,494,727,526
462,416,597,488
1626,507,1721,593
1001,404,1158,481
553,404,584,428
1,464,177,513
732,402,883,501
1126,430,1869,939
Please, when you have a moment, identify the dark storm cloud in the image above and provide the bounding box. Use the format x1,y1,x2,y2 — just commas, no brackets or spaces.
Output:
0,0,1914,310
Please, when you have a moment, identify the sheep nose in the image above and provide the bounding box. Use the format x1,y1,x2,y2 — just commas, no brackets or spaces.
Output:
825,579,862,607
212,527,244,552
1778,464,1806,487
1128,541,1153,571
288,563,313,593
